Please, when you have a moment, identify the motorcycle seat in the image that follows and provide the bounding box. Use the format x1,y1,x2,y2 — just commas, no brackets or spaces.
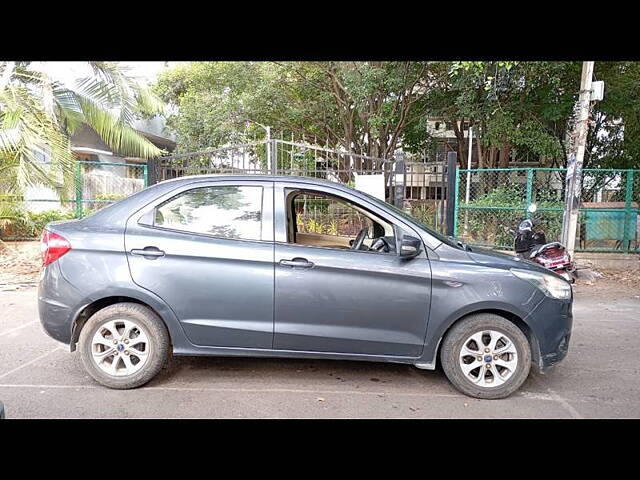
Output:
529,242,564,258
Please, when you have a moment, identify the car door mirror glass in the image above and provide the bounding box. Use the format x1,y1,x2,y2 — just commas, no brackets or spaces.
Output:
399,235,422,259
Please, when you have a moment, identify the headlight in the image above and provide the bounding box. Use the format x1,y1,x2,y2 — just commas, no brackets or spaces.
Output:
511,268,571,300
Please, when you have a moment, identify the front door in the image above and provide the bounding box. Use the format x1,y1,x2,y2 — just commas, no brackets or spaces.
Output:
273,183,431,357
125,180,274,349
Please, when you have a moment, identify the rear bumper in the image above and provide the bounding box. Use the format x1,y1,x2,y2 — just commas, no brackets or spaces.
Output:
37,262,83,345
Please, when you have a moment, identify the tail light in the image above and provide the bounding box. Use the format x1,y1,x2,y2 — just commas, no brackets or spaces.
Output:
41,230,71,267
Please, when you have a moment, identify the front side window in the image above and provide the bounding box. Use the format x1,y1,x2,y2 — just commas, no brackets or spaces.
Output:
287,190,396,254
154,185,263,240
294,193,373,238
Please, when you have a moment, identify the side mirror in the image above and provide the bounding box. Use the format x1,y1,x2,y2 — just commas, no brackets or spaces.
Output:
399,235,422,259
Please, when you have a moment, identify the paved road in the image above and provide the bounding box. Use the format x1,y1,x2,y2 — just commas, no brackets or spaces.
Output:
0,286,638,418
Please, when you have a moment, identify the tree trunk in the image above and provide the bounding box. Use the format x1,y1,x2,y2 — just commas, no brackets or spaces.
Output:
497,142,512,189
450,119,467,166
484,146,499,193
476,130,484,169
498,142,511,168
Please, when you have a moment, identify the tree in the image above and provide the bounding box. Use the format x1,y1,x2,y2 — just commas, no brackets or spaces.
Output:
423,61,581,168
585,62,640,170
155,60,640,173
155,61,434,159
0,61,165,196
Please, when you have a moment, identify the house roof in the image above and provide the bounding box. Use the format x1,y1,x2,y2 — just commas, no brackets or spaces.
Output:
70,121,175,162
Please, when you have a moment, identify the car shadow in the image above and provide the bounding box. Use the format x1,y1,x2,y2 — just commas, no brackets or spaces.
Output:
148,354,453,391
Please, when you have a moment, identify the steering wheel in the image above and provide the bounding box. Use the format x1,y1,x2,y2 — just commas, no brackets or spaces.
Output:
370,237,390,253
351,227,368,251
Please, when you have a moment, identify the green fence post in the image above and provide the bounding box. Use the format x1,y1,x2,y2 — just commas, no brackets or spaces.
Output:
143,164,148,188
525,169,534,218
622,170,634,252
453,167,460,237
74,162,83,218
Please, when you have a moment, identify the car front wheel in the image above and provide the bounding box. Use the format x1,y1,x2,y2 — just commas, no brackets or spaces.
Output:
440,313,531,399
78,302,170,389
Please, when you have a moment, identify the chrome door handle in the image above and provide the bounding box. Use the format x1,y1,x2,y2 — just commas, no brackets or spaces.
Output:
131,247,165,259
279,258,314,269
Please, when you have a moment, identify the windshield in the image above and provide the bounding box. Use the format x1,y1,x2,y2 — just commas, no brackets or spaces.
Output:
353,188,463,249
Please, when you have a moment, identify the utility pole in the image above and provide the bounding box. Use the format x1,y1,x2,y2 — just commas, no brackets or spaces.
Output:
561,61,595,256
464,125,473,232
266,125,272,173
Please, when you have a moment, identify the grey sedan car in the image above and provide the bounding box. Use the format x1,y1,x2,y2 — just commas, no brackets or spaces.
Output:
38,175,573,399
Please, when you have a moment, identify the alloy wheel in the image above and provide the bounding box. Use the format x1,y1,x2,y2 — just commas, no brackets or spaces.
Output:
458,330,518,388
91,319,151,377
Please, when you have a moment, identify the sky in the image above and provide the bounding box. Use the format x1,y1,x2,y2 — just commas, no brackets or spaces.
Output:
32,61,182,87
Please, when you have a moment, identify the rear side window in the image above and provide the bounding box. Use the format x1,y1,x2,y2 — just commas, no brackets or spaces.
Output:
154,185,263,240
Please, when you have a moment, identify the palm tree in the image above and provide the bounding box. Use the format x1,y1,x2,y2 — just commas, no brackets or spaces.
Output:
0,61,165,196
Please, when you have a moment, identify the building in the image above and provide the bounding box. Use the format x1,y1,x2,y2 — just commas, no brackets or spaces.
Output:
24,117,175,212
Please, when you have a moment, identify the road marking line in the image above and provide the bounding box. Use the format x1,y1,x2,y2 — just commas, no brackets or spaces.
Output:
0,320,38,337
145,386,463,397
0,382,557,402
0,383,461,397
519,391,556,401
532,375,584,418
546,387,584,419
0,347,63,381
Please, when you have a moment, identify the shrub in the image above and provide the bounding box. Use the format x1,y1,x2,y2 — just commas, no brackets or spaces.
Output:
95,193,126,202
409,202,438,229
28,210,75,236
461,185,564,248
0,203,74,239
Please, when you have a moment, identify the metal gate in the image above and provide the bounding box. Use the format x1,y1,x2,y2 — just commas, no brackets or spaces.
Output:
149,139,400,202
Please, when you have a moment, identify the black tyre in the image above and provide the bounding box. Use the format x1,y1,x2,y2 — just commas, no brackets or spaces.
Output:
79,302,170,389
440,313,531,399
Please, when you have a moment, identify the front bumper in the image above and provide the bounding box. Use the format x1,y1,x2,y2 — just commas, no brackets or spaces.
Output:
527,294,573,372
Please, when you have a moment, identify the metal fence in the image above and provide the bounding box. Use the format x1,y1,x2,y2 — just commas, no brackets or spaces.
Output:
72,161,148,217
149,140,463,235
0,161,148,239
11,143,634,255
151,139,400,196
8,161,148,218
403,160,448,233
454,168,640,253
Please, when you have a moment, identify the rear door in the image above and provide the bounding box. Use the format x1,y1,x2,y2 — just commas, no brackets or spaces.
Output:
124,180,274,349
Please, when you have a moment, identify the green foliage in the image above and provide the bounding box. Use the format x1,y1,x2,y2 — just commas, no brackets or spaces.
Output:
409,202,437,229
1,61,166,206
461,184,564,248
0,203,74,239
155,61,430,159
28,209,75,234
154,60,640,170
296,213,340,235
95,193,126,202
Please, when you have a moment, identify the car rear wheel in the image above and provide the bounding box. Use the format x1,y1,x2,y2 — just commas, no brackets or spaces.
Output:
79,303,170,389
440,313,531,399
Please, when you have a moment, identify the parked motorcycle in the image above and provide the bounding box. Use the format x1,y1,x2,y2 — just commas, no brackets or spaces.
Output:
509,204,576,283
